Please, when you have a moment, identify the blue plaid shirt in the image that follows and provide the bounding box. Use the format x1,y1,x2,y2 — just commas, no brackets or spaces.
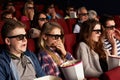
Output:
37,49,74,78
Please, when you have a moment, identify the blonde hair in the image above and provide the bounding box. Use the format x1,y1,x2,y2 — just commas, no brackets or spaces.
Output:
38,22,65,65
23,1,34,17
39,22,64,50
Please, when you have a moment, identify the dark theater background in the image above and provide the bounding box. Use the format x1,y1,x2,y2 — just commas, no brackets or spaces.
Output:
0,0,120,15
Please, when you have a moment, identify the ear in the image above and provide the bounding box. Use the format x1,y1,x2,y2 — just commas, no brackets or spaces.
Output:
42,34,47,40
5,38,11,45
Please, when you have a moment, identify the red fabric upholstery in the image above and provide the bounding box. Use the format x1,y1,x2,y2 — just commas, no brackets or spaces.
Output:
0,21,4,31
21,20,31,32
35,4,44,11
87,77,99,80
102,66,120,80
55,6,64,17
65,18,77,33
0,35,4,44
14,2,24,20
114,15,120,30
15,10,22,20
0,21,4,44
50,19,69,34
27,38,35,53
64,34,76,56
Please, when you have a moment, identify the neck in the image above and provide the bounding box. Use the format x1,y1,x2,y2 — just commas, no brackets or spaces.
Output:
9,50,22,58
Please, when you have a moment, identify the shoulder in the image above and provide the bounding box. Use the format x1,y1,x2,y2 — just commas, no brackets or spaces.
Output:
64,15,70,19
79,42,88,47
77,42,90,52
24,50,37,60
0,50,10,70
74,24,80,27
37,50,49,60
77,42,90,51
0,49,10,61
21,16,29,21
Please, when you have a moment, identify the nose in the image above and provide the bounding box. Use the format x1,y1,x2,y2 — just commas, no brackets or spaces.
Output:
54,36,61,40
98,31,101,35
57,37,61,40
22,37,27,42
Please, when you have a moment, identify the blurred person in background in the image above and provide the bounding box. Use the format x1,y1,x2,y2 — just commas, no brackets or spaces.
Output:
29,12,48,38
1,10,17,21
73,6,88,33
2,1,17,20
44,2,63,20
2,1,16,14
64,5,77,19
29,12,48,53
21,0,35,21
88,10,99,21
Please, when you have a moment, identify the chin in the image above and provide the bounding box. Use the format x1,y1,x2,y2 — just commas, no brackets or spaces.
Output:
94,39,99,42
21,48,27,52
51,47,56,50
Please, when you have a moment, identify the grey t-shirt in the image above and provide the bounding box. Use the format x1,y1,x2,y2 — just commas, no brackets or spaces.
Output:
11,54,36,80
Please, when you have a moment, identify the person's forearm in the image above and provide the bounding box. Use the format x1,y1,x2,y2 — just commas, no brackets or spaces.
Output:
111,44,118,55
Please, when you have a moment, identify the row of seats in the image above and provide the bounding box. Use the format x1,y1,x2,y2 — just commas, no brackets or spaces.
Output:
0,1,65,20
20,18,77,34
0,18,77,34
49,18,77,34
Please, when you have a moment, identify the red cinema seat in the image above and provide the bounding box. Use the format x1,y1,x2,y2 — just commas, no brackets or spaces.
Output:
0,35,4,44
0,32,4,44
55,6,64,17
64,34,77,56
87,77,99,80
114,15,120,30
65,18,77,33
0,21,5,44
50,19,69,34
15,10,22,20
21,20,31,32
101,66,120,80
0,21,4,31
35,4,44,11
27,38,35,53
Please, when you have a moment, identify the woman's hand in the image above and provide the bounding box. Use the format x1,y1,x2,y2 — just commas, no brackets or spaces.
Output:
107,31,116,45
54,40,67,56
28,10,34,20
115,29,120,40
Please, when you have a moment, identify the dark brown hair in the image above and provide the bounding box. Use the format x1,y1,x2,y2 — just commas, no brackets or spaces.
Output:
1,19,26,42
79,19,106,59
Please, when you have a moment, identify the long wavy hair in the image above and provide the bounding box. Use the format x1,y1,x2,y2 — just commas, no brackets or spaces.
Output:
32,11,48,29
79,19,106,59
23,1,34,17
38,22,64,50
